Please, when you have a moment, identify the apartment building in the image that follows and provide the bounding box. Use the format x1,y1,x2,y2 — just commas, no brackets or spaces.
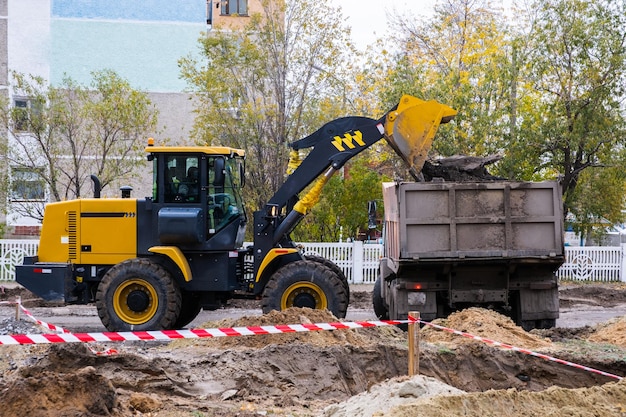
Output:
0,0,261,234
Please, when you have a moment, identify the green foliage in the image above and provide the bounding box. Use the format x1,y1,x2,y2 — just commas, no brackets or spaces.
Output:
179,0,355,214
292,153,389,242
516,0,626,221
568,167,626,237
0,70,157,221
376,0,626,231
381,0,512,158
84,70,158,191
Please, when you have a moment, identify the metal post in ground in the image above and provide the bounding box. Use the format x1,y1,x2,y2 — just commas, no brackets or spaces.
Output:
15,296,20,321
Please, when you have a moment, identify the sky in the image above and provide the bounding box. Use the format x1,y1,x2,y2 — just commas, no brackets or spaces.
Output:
335,0,512,51
334,0,437,50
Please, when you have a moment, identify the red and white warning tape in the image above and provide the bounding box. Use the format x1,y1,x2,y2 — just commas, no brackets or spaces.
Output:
418,319,623,381
0,318,409,346
15,302,118,356
19,304,70,334
2,299,623,381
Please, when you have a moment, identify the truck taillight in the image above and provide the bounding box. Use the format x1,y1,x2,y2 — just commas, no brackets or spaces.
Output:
33,268,52,274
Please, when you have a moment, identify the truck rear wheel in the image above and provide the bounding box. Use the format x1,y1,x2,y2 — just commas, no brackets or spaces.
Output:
304,254,350,304
372,276,389,320
96,258,181,332
261,260,348,318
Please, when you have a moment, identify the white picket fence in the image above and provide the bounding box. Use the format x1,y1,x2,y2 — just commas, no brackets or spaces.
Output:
1,239,624,283
556,245,626,282
299,241,383,284
0,240,39,282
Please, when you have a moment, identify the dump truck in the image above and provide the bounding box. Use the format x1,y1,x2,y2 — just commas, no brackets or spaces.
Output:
16,95,457,331
373,180,565,330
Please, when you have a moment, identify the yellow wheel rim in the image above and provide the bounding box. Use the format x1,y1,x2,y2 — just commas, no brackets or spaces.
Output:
280,282,328,310
113,278,158,325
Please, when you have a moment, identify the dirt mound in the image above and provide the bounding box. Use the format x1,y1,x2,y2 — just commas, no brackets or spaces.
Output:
2,285,626,416
171,307,406,350
559,282,626,308
322,375,464,417
386,379,626,417
0,365,120,417
420,307,552,350
587,316,626,347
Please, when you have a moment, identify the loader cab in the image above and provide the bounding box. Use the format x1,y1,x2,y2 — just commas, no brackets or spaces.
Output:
145,144,246,248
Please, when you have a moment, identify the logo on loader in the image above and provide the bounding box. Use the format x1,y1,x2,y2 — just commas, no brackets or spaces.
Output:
331,130,365,151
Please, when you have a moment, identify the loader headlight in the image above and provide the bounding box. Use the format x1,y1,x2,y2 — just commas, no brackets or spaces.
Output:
265,204,279,219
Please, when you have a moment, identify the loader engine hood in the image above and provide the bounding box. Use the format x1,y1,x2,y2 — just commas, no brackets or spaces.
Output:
384,95,457,180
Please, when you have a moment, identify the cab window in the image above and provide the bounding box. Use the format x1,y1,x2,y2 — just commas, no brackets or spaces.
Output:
165,156,199,203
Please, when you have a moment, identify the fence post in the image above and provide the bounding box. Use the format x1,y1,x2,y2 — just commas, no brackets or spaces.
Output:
352,240,364,284
621,243,626,282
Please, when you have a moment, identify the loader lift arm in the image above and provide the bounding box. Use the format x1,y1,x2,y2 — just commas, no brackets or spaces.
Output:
269,116,385,211
263,95,457,247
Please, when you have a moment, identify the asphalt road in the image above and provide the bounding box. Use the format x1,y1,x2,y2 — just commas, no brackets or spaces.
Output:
2,302,626,334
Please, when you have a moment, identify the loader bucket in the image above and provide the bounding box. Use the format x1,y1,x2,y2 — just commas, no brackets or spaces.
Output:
384,95,457,180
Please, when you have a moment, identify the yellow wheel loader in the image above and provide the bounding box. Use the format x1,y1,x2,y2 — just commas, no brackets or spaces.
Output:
16,95,456,331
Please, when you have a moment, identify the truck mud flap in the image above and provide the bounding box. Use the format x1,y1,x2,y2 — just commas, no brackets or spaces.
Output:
15,260,71,302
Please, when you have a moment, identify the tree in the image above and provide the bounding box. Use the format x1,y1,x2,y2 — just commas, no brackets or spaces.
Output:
514,0,626,223
377,0,626,230
568,166,626,239
291,153,389,242
0,70,158,221
381,0,512,158
178,0,355,213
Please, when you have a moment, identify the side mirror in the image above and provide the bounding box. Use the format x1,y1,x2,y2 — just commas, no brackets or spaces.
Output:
240,161,245,188
213,157,225,187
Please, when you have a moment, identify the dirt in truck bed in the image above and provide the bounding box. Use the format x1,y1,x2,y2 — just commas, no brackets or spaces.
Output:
1,283,626,416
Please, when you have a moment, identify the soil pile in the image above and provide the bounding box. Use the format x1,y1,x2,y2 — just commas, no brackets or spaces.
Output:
420,307,553,350
1,286,626,416
171,307,407,350
0,365,118,417
386,379,626,417
588,316,626,347
323,375,465,417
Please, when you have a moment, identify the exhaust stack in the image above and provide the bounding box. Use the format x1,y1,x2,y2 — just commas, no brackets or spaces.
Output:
90,175,101,198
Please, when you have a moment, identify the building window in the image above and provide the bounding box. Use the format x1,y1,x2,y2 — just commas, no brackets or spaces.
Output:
11,168,46,201
13,99,29,131
13,98,42,132
221,0,248,16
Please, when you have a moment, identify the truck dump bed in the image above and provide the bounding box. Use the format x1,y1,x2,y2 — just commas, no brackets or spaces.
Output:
382,181,564,262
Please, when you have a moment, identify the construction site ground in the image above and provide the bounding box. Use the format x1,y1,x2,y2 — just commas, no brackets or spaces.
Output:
1,282,626,416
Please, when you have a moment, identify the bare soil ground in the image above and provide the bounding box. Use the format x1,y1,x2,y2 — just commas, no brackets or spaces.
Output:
1,283,626,416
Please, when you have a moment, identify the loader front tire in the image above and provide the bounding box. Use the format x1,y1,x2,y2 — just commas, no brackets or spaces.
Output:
96,258,181,332
261,260,348,318
304,254,350,304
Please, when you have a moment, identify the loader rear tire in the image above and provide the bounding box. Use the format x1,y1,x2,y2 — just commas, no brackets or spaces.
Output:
304,254,350,304
96,258,181,332
261,260,348,318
